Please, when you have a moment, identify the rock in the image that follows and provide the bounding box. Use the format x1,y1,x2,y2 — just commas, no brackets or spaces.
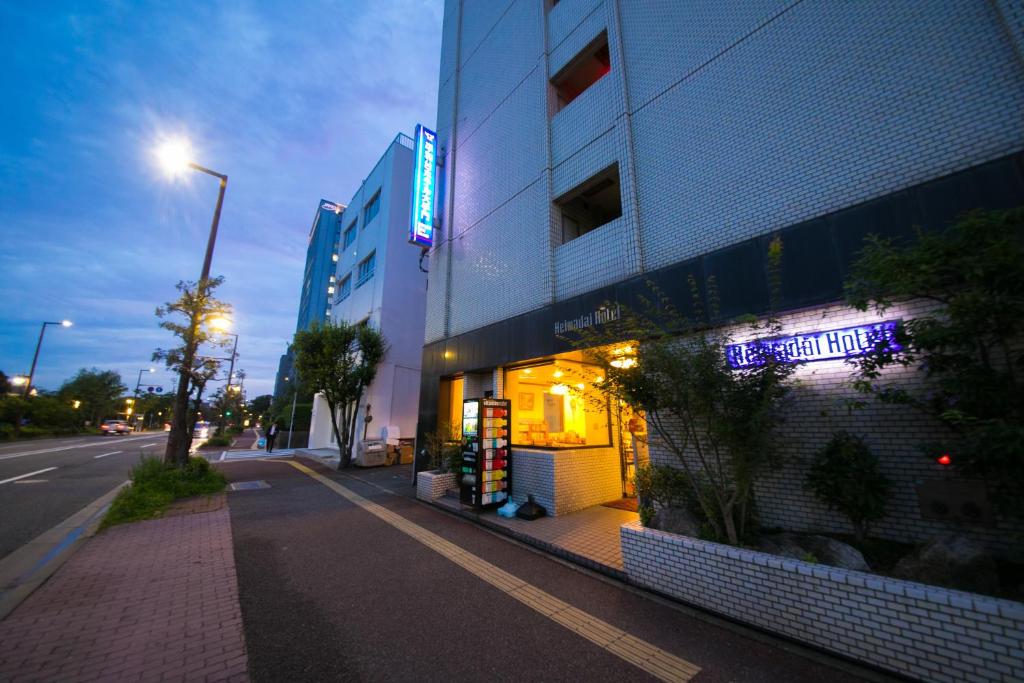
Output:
800,535,870,572
755,533,870,572
649,507,702,538
892,534,999,595
754,533,809,561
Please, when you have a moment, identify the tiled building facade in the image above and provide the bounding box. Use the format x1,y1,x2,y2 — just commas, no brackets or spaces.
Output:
418,0,1024,544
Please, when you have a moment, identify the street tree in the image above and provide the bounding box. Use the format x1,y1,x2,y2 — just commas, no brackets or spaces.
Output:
292,321,386,469
845,206,1024,521
57,368,127,427
572,239,795,545
248,394,272,425
153,278,231,467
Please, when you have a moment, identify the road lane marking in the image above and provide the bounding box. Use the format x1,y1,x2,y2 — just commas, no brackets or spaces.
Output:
0,467,58,485
285,460,700,682
93,451,122,459
14,480,48,484
138,443,159,448
0,435,166,461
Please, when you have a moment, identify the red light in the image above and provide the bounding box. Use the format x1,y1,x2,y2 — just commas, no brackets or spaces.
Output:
937,454,951,466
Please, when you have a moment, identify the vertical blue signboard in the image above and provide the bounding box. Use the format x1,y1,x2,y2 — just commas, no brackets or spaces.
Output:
408,124,437,248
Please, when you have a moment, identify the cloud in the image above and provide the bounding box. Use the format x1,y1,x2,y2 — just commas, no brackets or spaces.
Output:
0,0,442,397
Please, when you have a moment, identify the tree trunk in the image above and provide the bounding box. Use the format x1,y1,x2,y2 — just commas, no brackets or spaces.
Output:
326,397,345,465
164,367,192,467
722,502,739,546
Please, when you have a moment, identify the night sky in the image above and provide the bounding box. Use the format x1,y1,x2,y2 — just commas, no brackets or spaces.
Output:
0,1,442,397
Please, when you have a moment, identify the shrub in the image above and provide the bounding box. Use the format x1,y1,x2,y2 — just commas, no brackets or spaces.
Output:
202,434,233,448
423,421,462,472
805,431,891,542
101,456,226,529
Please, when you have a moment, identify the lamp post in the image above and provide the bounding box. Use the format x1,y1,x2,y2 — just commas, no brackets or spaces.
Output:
23,320,72,398
156,138,228,465
284,375,298,449
133,368,156,431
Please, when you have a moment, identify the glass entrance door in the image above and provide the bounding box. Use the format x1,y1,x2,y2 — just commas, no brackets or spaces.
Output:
617,402,648,497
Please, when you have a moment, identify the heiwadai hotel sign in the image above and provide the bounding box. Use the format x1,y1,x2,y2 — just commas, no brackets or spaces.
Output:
408,124,437,248
726,321,901,369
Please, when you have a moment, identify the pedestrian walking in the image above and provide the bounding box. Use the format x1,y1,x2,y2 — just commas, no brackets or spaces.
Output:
266,422,280,453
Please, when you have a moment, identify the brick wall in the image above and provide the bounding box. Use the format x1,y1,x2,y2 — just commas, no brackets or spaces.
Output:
645,301,1024,556
621,521,1024,683
416,471,457,502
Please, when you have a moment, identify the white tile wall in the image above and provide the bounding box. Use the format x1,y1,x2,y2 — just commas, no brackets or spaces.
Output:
622,521,1024,683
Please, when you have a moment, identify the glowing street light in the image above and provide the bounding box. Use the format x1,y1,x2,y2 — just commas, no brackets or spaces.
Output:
23,320,73,398
155,135,229,463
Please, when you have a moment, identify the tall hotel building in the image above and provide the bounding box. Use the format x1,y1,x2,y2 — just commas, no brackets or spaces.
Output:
274,199,346,400
417,0,1024,547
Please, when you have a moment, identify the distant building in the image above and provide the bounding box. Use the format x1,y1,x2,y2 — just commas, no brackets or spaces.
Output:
273,199,346,400
308,133,426,450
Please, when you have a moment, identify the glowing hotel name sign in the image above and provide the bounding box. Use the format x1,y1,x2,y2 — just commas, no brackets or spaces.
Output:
408,124,437,248
726,321,901,369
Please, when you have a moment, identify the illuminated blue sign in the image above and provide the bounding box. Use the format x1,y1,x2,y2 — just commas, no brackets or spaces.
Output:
726,321,901,369
408,124,437,248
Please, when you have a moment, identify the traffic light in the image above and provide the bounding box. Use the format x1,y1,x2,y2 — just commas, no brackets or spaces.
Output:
225,410,232,416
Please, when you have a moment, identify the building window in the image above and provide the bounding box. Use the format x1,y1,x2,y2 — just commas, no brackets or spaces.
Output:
343,220,357,248
327,285,335,295
505,359,610,448
363,191,381,226
325,308,331,317
551,31,610,112
555,163,622,243
332,253,339,262
356,251,375,288
338,275,352,301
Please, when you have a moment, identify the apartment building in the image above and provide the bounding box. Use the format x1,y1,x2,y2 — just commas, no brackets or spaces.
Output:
308,133,427,449
416,0,1024,547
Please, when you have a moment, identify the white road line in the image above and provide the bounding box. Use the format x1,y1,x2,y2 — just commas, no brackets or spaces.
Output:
0,435,164,462
0,467,58,485
138,443,159,449
93,451,122,460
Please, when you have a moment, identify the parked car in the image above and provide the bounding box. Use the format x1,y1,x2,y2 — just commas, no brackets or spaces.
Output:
101,419,130,436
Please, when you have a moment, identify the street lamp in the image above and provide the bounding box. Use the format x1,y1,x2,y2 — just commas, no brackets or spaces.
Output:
23,320,72,398
156,137,228,463
133,368,156,432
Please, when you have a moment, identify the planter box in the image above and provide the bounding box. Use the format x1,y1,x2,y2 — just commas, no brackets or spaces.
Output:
621,521,1024,683
416,470,457,502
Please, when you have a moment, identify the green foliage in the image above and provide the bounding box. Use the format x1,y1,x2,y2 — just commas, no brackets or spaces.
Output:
101,456,226,529
423,421,462,472
0,394,83,438
634,463,692,510
249,394,273,423
572,239,795,545
805,431,891,543
153,277,232,467
58,368,127,426
292,320,387,468
844,207,1024,520
202,434,233,447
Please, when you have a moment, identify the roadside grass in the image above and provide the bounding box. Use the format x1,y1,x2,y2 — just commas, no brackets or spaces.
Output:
100,456,226,530
201,434,233,448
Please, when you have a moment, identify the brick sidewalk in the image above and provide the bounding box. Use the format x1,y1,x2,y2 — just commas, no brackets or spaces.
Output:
0,495,248,682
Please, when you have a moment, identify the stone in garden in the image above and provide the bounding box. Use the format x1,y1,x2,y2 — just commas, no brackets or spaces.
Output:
754,533,870,572
891,534,999,595
649,507,702,538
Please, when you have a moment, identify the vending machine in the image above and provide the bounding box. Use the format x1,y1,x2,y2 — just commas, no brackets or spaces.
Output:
460,398,512,509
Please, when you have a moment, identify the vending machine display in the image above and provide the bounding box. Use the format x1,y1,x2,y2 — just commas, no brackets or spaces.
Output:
460,398,511,509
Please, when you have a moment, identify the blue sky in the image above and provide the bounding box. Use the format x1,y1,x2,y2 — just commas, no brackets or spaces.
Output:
0,1,442,397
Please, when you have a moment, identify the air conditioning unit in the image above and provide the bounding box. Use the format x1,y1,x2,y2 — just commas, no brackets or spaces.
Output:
355,439,387,467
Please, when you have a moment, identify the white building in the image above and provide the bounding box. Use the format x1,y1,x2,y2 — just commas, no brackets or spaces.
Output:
309,133,426,451
417,0,1024,547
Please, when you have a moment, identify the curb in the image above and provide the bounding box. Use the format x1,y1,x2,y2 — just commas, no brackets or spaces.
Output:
0,480,129,621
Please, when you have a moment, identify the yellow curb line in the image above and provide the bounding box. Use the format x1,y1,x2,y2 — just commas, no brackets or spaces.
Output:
286,460,700,682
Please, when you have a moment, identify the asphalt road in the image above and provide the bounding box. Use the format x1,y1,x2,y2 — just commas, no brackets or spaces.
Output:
226,458,883,683
0,432,169,560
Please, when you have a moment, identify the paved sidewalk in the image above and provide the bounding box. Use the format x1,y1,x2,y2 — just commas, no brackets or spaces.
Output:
0,495,248,682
